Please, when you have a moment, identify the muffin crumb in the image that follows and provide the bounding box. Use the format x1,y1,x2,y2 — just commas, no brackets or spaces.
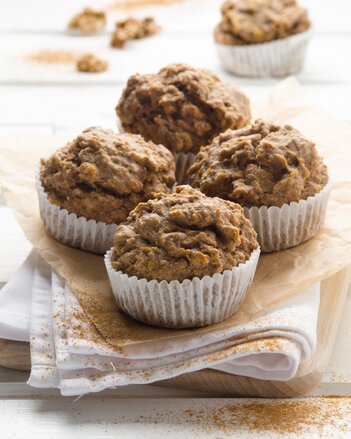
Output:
110,17,161,48
68,8,106,35
76,53,108,73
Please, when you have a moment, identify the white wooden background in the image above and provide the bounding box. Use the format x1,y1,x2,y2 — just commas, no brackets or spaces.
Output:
0,0,351,437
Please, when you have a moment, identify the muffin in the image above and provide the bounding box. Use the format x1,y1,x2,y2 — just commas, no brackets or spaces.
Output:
38,127,175,254
105,185,260,328
214,0,311,77
68,8,106,35
116,63,251,182
188,120,331,251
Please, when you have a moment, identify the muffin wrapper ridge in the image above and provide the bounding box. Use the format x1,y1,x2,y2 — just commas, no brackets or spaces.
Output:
36,173,117,254
104,248,261,329
246,181,331,253
215,30,311,78
117,115,195,186
173,152,196,185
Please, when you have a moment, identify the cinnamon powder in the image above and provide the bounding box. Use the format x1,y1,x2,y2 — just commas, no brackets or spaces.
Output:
130,397,351,436
26,50,80,65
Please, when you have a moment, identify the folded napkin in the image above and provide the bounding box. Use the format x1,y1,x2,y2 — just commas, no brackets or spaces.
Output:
0,250,320,396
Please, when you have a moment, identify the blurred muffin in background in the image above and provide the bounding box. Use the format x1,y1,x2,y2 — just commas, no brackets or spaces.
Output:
214,0,311,77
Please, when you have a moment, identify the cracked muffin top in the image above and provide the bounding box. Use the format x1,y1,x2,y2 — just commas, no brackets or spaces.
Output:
214,0,310,46
116,63,251,154
40,127,175,224
187,119,328,208
111,185,258,282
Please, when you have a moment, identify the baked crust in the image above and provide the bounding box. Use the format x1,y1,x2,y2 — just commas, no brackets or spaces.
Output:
40,127,175,224
110,17,161,48
116,63,251,154
187,119,328,208
111,185,258,281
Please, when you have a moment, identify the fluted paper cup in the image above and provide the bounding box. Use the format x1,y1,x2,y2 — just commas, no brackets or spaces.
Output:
104,248,260,329
36,172,116,254
245,181,331,252
116,116,194,185
173,152,196,184
215,29,311,78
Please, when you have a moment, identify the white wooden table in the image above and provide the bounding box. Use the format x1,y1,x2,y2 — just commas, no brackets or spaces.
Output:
1,0,351,437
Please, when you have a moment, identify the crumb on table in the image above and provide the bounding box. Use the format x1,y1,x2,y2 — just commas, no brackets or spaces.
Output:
110,17,161,48
68,8,106,35
76,54,108,73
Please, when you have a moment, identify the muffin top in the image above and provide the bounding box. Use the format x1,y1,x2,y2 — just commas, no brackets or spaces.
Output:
116,63,251,154
187,119,328,208
214,0,310,46
40,127,175,224
111,185,258,282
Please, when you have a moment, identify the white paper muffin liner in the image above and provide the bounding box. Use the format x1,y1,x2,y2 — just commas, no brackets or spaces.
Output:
245,181,331,253
36,172,117,254
215,29,311,78
174,152,196,184
104,248,260,329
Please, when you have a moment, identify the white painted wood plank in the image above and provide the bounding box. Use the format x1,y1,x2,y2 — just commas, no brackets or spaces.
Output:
0,207,31,282
1,0,351,34
0,84,350,132
1,33,351,85
0,397,350,438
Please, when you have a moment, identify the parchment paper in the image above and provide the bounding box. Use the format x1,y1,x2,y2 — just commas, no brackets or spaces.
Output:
1,77,351,352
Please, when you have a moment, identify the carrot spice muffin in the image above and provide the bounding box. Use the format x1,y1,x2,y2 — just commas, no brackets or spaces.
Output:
106,185,260,328
214,0,311,77
188,120,330,251
38,127,175,253
111,185,258,281
116,63,251,155
110,17,161,48
215,0,310,46
68,8,106,35
188,120,328,207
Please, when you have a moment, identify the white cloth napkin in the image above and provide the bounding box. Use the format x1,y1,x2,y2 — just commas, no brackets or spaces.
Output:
0,250,320,396
0,249,36,342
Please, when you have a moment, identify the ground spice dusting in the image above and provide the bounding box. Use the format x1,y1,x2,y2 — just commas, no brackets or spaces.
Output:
130,398,351,436
26,50,79,64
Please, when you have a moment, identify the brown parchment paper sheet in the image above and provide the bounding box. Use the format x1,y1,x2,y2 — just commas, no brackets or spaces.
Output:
1,78,351,352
